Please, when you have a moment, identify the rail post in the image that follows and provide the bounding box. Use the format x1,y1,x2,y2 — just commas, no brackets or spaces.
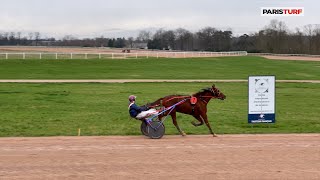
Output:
56,53,58,59
23,53,25,59
71,53,73,59
157,53,159,59
112,53,114,59
99,53,101,59
85,53,88,59
40,53,42,59
6,53,8,59
136,53,138,59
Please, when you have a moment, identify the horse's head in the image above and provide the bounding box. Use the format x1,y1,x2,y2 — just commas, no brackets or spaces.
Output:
195,84,226,101
209,84,226,100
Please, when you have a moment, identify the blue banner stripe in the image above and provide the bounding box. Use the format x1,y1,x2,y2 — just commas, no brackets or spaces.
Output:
248,114,275,123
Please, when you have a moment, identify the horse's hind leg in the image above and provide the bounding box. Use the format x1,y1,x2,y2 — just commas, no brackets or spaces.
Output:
191,115,204,126
201,113,217,137
171,112,186,136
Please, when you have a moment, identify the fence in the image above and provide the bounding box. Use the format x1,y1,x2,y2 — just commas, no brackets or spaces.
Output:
0,51,247,60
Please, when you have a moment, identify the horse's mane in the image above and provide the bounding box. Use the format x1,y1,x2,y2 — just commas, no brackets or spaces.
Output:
192,87,212,96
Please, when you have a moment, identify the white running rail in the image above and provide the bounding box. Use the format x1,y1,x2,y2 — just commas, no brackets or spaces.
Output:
0,51,247,60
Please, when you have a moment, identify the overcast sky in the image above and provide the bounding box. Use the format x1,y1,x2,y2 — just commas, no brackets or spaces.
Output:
0,0,319,39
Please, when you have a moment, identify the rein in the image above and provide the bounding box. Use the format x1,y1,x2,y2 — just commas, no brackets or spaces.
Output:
148,96,190,108
149,95,218,107
148,89,220,108
199,95,217,98
165,96,190,103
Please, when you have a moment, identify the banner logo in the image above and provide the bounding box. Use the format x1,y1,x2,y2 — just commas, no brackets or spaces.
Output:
261,7,304,16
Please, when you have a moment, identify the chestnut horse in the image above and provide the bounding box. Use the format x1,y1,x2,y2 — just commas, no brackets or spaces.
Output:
147,84,226,137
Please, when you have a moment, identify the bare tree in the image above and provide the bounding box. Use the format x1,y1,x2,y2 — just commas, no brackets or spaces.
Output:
289,28,304,53
270,20,288,53
304,24,313,53
9,32,15,44
0,32,6,45
28,32,33,40
127,37,134,48
256,19,289,53
137,30,151,42
197,27,216,51
95,36,108,47
175,28,193,50
34,32,40,46
313,24,320,54
17,32,22,45
162,30,175,49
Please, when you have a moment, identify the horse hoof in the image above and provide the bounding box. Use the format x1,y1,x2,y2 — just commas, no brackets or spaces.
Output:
181,132,187,136
212,134,218,137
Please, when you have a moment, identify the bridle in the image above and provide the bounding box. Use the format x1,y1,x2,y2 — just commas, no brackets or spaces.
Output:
199,96,214,104
198,88,221,104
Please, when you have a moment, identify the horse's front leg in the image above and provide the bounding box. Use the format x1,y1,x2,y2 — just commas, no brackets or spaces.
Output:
201,113,217,137
170,112,186,136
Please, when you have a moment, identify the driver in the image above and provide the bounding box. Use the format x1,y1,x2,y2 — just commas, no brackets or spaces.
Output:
128,95,157,119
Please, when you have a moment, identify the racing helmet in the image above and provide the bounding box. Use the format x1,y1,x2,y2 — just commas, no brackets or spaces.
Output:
128,95,136,102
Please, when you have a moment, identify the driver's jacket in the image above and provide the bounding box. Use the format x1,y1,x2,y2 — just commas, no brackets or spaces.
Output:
128,103,149,118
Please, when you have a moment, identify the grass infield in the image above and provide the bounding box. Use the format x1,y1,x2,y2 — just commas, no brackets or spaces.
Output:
0,82,319,137
0,56,319,80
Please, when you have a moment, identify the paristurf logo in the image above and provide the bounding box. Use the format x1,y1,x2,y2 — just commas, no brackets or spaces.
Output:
261,7,304,16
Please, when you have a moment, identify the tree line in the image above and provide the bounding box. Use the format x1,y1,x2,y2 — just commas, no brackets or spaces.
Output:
1,20,320,54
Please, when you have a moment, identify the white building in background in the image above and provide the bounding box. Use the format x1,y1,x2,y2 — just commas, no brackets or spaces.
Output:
131,42,148,49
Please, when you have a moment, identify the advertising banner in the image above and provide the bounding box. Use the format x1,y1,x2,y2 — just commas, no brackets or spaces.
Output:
248,76,275,123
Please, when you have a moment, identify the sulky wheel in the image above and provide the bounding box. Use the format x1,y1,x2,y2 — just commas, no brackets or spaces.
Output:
140,120,148,136
146,121,165,139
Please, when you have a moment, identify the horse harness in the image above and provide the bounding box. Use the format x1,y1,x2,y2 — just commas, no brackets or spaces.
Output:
148,85,220,115
156,95,216,114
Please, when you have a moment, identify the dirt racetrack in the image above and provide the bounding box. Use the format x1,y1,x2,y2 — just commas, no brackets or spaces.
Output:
0,134,319,180
262,55,320,61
